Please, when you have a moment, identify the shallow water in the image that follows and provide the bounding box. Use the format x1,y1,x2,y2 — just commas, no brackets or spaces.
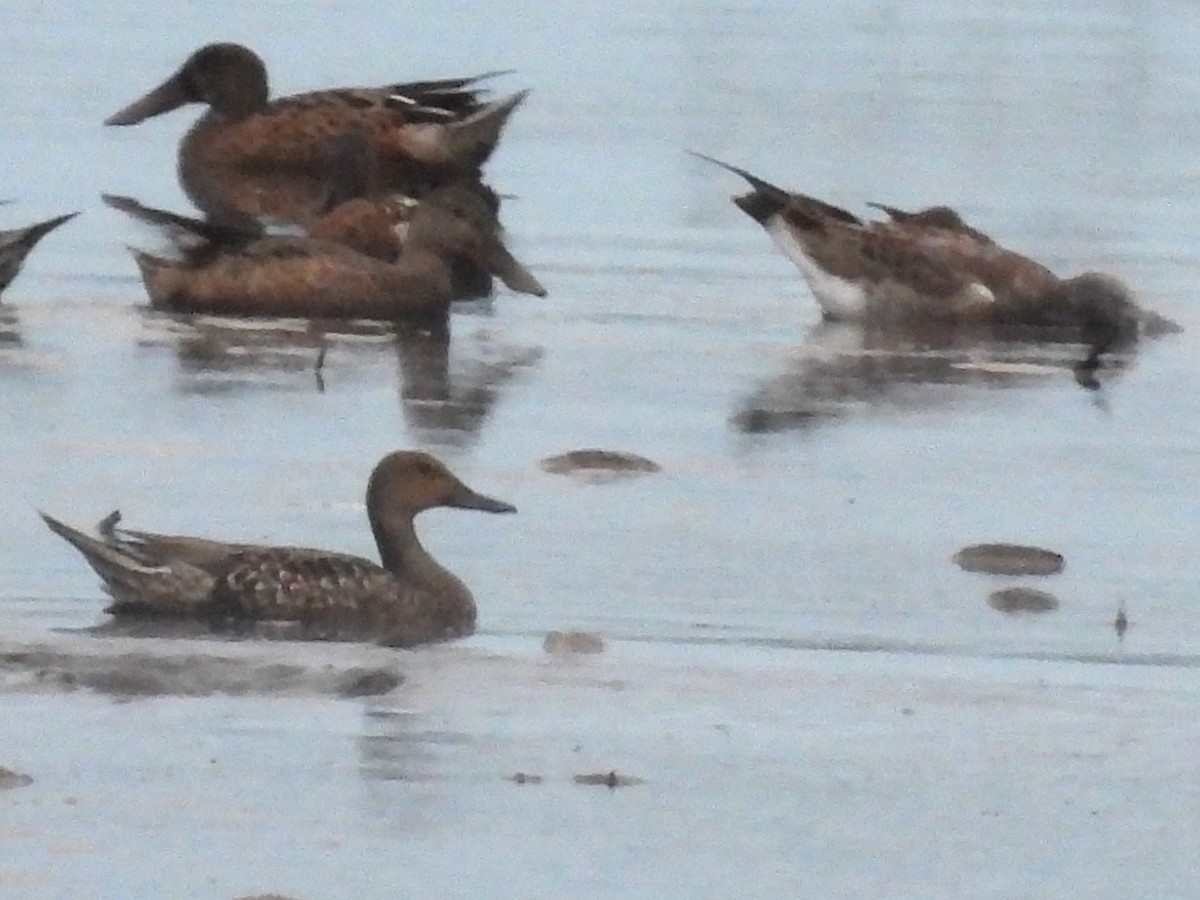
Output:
3,1,1200,897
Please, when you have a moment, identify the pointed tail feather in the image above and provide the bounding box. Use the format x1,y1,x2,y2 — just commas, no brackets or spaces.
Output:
0,212,78,290
390,69,515,95
12,212,79,249
42,510,162,598
386,70,516,118
41,511,216,615
690,152,862,227
102,194,260,245
688,151,794,204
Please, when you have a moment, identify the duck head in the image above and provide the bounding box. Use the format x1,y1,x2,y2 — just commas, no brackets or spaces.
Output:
367,451,516,523
106,43,269,125
1055,272,1140,389
407,186,547,297
1058,272,1138,338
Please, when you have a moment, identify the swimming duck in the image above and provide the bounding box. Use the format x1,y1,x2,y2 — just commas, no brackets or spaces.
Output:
41,450,515,647
105,43,528,222
692,153,1146,340
0,212,78,295
105,184,546,321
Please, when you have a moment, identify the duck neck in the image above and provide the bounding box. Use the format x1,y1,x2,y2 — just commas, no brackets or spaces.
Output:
399,240,453,278
370,509,472,604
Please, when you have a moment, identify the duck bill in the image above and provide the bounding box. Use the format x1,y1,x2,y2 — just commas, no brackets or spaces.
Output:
481,240,546,297
447,481,517,514
105,73,191,126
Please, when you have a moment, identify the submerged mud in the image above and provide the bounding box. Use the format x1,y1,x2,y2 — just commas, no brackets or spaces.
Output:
0,638,404,698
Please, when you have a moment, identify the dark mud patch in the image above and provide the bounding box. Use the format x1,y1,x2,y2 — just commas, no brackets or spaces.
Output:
987,587,1061,614
508,772,545,784
540,449,661,483
0,766,34,790
0,644,404,698
338,667,404,697
573,771,645,788
954,543,1064,576
543,630,606,654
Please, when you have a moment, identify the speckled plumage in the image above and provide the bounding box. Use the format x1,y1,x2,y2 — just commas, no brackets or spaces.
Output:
41,451,516,647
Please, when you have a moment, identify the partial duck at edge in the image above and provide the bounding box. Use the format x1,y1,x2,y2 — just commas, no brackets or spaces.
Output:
0,212,78,296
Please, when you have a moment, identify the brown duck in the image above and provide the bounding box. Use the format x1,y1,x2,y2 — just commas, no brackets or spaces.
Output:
105,184,546,321
692,153,1151,347
105,42,527,224
41,451,515,647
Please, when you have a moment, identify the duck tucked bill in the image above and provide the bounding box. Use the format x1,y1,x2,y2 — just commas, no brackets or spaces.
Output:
691,152,1163,354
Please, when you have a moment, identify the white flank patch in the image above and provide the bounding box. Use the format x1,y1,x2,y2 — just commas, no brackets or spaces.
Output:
965,281,996,305
765,216,868,319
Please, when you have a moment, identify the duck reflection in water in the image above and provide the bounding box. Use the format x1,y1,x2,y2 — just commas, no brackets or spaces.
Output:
139,315,542,446
0,308,21,351
731,318,1142,434
393,325,543,447
694,153,1179,390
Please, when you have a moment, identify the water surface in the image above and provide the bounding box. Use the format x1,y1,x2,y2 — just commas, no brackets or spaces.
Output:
2,1,1199,897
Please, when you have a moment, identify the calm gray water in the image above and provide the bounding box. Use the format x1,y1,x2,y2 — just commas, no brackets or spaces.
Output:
3,2,1199,897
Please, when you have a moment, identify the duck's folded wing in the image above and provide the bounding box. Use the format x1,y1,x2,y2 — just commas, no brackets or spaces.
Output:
41,511,217,616
207,547,392,623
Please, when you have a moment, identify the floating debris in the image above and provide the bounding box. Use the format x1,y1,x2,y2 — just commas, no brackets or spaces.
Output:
987,587,1060,614
0,767,34,790
573,771,645,788
543,630,606,655
508,772,545,785
540,449,661,483
1114,602,1129,640
954,543,1064,576
337,668,404,697
314,342,328,392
